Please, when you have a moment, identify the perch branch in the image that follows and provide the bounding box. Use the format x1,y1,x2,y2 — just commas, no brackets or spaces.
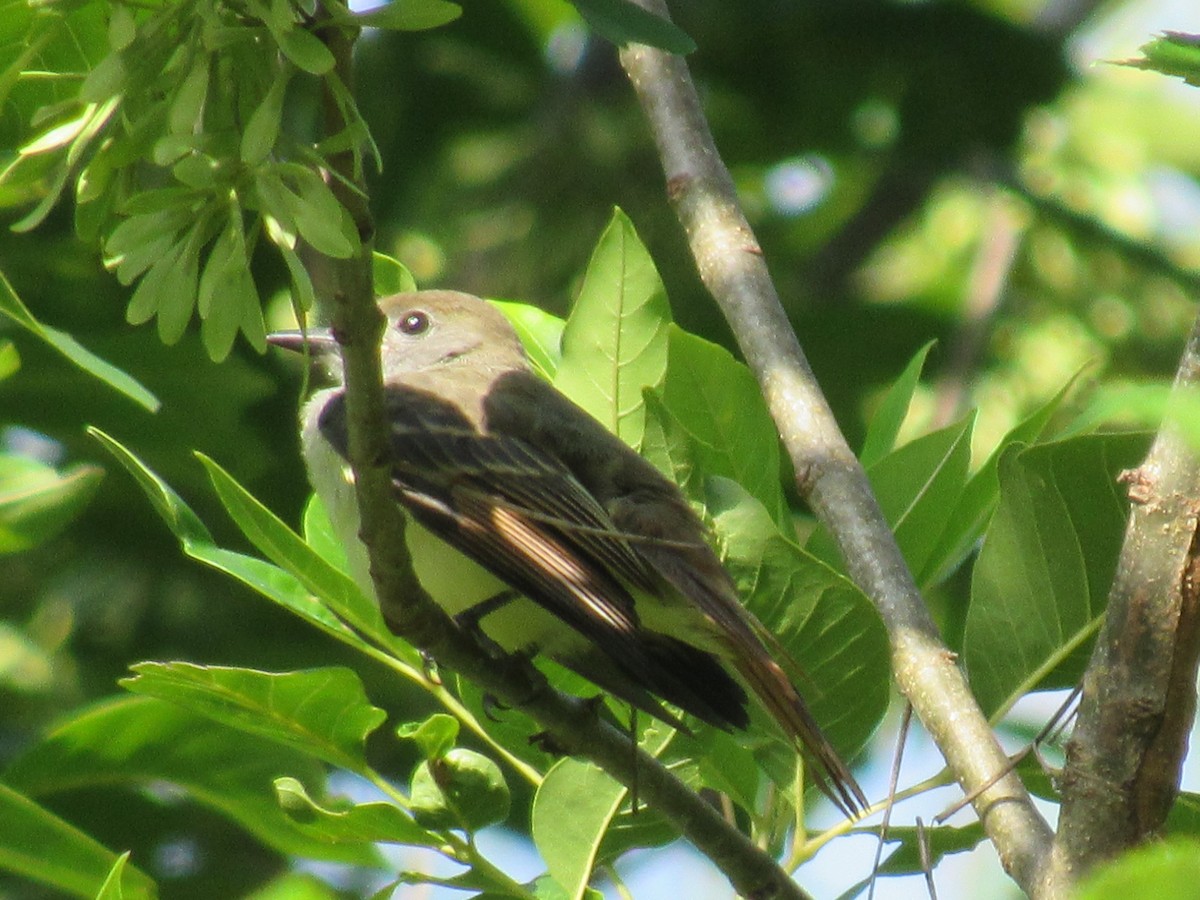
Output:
618,3,1055,894
1041,311,1200,893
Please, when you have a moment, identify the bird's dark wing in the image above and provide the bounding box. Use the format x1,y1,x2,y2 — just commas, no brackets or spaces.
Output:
316,387,749,732
482,371,868,816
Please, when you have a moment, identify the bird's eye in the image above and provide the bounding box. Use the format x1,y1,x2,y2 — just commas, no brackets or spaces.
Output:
397,310,429,335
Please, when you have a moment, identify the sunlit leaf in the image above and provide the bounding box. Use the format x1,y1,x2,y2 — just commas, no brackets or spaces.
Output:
492,300,564,380
355,0,462,31
555,209,670,447
273,777,440,846
122,662,387,772
860,341,935,468
1118,32,1200,87
1077,837,1200,900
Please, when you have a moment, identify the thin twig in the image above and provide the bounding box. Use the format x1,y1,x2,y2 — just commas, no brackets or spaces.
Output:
868,703,913,900
618,2,1054,895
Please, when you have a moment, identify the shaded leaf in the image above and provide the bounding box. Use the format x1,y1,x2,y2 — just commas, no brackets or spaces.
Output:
707,479,889,769
658,325,785,523
0,783,155,899
0,455,103,554
964,434,1147,717
570,0,695,54
0,272,158,411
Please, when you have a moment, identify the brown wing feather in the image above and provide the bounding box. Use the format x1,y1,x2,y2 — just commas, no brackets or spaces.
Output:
483,371,867,816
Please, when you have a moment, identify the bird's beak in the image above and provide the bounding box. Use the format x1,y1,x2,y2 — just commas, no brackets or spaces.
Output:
266,328,339,355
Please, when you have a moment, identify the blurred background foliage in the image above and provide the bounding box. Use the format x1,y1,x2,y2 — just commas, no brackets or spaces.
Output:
1,0,1199,896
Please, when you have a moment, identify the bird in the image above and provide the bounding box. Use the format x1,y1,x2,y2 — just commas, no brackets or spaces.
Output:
269,289,866,816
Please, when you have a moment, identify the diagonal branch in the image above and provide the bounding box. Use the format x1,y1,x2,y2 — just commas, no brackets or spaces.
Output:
1041,312,1200,893
306,7,818,899
618,2,1055,894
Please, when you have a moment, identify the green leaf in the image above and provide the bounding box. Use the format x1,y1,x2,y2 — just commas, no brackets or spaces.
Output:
239,267,268,352
570,0,695,54
303,494,350,571
279,28,335,75
155,222,204,345
492,300,565,380
355,0,463,31
963,434,1148,718
657,326,785,523
126,237,185,325
95,852,132,900
189,544,366,647
246,872,344,900
640,390,698,496
373,251,418,296
873,417,974,583
397,713,460,760
121,662,386,772
1078,837,1200,900
79,52,127,103
199,211,247,318
195,454,391,643
17,108,93,156
93,429,371,650
241,71,291,164
809,417,974,585
409,748,510,832
199,209,252,361
281,242,319,314
0,341,19,382
555,209,670,447
5,696,379,866
860,341,935,468
274,777,441,847
533,761,625,900
285,167,360,259
88,427,211,547
107,4,136,51
0,455,104,554
0,783,155,899
926,373,1078,590
0,271,158,412
707,478,889,762
874,822,986,874
169,56,210,134
1118,32,1200,87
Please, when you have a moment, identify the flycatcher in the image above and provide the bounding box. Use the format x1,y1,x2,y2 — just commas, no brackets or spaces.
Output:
269,290,866,816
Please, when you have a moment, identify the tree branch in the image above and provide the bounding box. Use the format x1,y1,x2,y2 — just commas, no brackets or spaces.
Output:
308,9,818,898
1041,312,1200,892
618,3,1055,894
